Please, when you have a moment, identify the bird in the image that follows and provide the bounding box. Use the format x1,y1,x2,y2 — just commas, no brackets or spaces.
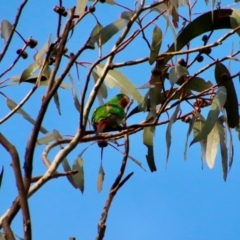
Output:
91,94,130,147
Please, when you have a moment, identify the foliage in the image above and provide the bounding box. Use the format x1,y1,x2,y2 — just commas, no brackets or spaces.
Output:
0,0,240,239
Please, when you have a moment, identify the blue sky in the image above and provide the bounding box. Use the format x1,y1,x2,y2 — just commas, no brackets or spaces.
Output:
1,0,240,240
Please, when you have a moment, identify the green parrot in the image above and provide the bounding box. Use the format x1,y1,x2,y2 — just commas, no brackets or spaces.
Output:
91,94,130,135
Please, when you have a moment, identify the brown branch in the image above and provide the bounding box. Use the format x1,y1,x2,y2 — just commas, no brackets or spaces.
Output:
2,217,14,240
31,170,78,183
0,0,28,62
96,132,131,240
0,133,31,240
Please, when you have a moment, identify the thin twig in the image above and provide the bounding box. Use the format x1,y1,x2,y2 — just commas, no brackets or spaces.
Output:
0,0,28,62
31,170,78,183
96,132,131,240
0,86,37,124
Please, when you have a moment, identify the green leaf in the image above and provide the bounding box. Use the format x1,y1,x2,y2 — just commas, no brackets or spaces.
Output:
90,18,128,46
92,71,108,106
165,9,240,64
96,64,143,103
54,91,61,115
34,33,52,65
190,86,227,145
75,0,88,18
19,62,39,84
230,9,240,36
36,133,55,145
120,11,135,20
62,158,77,189
143,118,156,172
176,76,213,92
127,87,191,118
72,157,84,193
215,62,239,128
149,26,162,65
97,162,105,193
0,166,4,188
68,73,81,113
166,104,180,164
216,118,228,181
206,124,219,169
9,74,71,89
88,23,103,48
0,19,12,43
193,114,207,163
6,98,48,134
184,117,195,160
169,65,189,86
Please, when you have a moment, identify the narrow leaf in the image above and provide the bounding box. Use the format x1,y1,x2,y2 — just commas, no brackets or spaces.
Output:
166,104,180,164
90,18,128,46
88,23,103,48
206,125,219,169
62,159,77,188
0,166,4,188
216,118,228,181
1,20,13,43
121,11,135,20
193,114,207,163
6,98,48,134
68,74,81,113
169,65,189,86
175,76,213,92
143,119,156,172
215,62,239,128
36,133,55,145
72,157,84,193
96,64,143,103
184,117,195,160
149,26,162,65
92,71,108,105
75,0,88,18
97,162,105,193
19,62,39,83
34,33,52,65
53,91,61,115
190,86,227,145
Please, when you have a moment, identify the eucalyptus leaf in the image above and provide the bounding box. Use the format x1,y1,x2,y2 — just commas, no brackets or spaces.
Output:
216,118,228,181
90,18,128,46
68,73,81,113
72,157,84,193
62,159,77,189
1,20,13,43
75,0,88,18
215,62,239,128
0,166,4,188
149,26,162,65
190,86,227,145
169,65,189,86
96,64,143,103
206,125,219,169
6,98,48,134
97,162,105,193
166,104,180,164
143,113,156,172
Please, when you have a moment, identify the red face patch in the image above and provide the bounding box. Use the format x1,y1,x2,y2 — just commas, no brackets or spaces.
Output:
120,95,129,108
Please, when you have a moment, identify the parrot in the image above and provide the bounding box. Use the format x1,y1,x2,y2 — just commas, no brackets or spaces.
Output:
91,94,130,147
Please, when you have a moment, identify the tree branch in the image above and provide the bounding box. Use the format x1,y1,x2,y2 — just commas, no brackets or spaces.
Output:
0,133,31,240
96,131,132,240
